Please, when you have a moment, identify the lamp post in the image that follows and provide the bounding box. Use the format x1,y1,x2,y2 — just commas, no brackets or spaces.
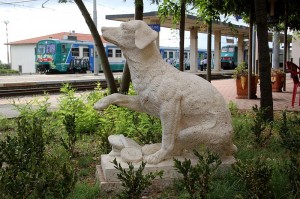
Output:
93,0,99,75
4,20,9,64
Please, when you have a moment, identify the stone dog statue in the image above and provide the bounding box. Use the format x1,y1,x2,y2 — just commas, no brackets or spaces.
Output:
94,20,236,165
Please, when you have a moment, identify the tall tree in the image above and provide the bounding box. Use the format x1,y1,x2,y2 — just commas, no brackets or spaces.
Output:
59,0,118,94
179,0,186,71
254,0,273,120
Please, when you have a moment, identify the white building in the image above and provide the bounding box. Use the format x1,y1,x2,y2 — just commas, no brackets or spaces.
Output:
7,32,97,73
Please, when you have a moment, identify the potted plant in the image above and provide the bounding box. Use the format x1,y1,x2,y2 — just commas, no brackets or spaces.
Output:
271,68,285,92
233,62,259,99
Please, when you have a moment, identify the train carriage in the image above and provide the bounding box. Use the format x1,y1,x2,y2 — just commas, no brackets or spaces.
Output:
100,44,126,72
35,39,94,74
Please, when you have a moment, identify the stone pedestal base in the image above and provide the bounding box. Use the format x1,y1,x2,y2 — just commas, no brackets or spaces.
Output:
95,154,236,193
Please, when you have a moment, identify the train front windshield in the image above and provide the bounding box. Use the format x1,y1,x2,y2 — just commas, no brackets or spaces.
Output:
37,43,56,55
222,47,235,53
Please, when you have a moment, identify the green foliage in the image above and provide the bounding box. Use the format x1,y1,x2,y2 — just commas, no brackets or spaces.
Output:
232,112,252,141
129,112,162,145
58,83,101,135
158,0,182,25
228,101,239,117
173,149,222,199
278,111,300,153
232,157,273,199
278,111,300,196
97,84,162,147
250,105,273,147
194,0,223,23
232,62,248,79
0,63,11,69
0,102,76,199
0,116,15,133
61,113,78,156
67,182,101,199
112,158,163,199
0,63,18,74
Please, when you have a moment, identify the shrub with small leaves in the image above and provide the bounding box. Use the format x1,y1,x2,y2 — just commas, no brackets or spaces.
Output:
61,113,78,156
173,149,222,199
58,83,101,135
112,158,163,199
250,105,273,147
0,102,76,199
278,111,300,196
232,157,273,199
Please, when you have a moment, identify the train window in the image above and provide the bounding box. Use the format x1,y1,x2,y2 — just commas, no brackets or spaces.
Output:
115,49,122,58
108,49,113,57
169,51,174,58
83,48,89,57
184,52,188,59
221,48,228,52
228,47,235,52
163,51,167,58
37,45,45,54
62,44,66,53
72,48,79,56
46,44,55,54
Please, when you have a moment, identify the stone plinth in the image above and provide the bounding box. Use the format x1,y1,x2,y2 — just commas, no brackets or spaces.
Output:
96,154,236,193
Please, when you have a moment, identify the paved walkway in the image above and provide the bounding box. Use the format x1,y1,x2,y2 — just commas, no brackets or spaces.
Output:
212,75,300,111
0,74,299,118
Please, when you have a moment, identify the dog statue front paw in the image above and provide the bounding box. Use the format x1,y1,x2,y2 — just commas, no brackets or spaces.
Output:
144,149,167,164
94,97,112,111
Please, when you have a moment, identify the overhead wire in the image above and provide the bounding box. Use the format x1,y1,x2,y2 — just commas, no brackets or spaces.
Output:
0,0,40,5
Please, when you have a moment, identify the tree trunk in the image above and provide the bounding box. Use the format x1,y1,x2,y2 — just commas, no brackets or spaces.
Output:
248,2,253,99
74,0,118,94
254,0,274,121
206,20,212,82
179,0,186,72
119,0,144,94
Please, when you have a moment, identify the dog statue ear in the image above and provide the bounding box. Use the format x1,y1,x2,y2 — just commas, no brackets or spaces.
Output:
135,21,158,49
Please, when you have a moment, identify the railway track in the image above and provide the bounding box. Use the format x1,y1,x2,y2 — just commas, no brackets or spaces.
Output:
0,80,115,97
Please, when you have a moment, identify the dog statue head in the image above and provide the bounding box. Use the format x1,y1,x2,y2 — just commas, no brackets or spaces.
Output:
101,20,158,50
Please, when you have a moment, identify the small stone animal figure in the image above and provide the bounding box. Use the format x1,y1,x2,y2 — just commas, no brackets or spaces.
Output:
94,20,236,164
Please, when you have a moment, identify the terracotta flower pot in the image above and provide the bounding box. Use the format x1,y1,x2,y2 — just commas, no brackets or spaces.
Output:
236,75,258,99
271,73,285,92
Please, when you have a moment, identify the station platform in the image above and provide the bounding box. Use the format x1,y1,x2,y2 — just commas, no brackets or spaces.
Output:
0,72,299,118
0,71,230,87
0,73,122,87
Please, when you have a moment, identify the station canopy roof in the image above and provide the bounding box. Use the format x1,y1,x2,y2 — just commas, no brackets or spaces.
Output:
105,11,290,43
106,11,248,38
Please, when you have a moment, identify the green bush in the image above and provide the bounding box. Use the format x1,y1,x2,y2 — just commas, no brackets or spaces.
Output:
173,149,222,199
250,105,273,147
57,83,101,135
0,102,76,198
232,157,273,199
0,63,18,74
278,111,300,197
113,158,163,199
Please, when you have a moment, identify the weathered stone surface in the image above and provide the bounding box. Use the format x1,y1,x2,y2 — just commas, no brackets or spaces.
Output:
120,147,143,163
108,134,142,158
94,20,236,165
96,154,236,193
142,143,161,156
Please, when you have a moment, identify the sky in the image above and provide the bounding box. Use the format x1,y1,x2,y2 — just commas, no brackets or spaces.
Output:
0,0,247,64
